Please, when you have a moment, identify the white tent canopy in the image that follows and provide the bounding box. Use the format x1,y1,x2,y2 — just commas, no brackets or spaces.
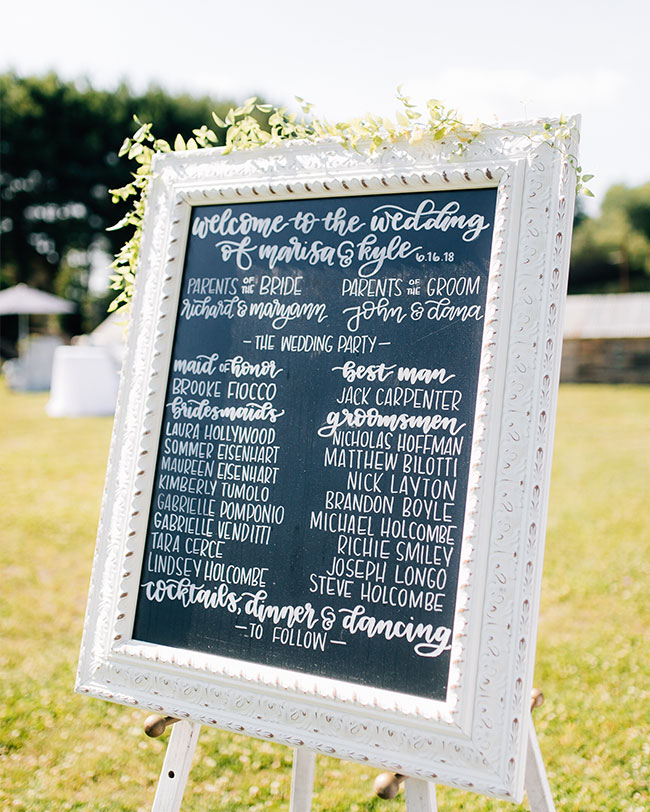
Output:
0,283,75,345
0,283,75,316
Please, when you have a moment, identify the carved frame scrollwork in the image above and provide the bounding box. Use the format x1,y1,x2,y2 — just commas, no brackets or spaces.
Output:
77,120,578,802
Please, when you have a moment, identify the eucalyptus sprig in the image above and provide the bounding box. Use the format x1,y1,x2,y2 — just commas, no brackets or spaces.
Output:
107,92,590,313
540,118,594,198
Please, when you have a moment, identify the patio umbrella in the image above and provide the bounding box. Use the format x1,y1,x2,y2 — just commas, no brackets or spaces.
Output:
0,283,75,343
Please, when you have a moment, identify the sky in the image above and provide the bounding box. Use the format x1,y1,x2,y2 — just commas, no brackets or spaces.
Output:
3,0,649,215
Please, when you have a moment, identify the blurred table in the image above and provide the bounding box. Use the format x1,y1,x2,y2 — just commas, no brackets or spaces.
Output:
47,345,120,417
4,335,63,391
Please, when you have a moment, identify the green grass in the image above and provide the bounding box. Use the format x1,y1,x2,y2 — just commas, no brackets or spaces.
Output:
1,382,648,811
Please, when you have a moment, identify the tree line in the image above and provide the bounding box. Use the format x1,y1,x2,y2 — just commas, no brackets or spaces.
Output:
1,73,648,338
570,184,650,294
0,73,237,337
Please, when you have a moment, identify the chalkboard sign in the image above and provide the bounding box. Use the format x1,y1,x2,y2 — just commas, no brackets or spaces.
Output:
78,126,579,802
133,188,496,700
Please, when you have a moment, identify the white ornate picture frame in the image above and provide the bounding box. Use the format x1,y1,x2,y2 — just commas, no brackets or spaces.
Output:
77,120,578,803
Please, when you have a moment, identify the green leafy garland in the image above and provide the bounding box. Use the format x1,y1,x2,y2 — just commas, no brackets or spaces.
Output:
107,89,591,313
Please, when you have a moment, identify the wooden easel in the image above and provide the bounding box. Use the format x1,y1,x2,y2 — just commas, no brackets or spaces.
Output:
144,689,554,811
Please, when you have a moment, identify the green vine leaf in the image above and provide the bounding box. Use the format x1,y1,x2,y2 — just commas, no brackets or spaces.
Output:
107,89,592,314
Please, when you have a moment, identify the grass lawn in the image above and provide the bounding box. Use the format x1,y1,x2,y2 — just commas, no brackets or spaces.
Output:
1,381,648,811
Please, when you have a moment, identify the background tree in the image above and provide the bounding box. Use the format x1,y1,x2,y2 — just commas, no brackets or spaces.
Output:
569,182,650,293
0,73,253,335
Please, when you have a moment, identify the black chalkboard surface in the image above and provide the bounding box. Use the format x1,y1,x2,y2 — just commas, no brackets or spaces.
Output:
133,187,497,701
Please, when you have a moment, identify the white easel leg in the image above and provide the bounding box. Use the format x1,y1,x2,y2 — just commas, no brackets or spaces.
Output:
289,747,316,812
404,778,438,811
151,721,201,812
525,719,555,812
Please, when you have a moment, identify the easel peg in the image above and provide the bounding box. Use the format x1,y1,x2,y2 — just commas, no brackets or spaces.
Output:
374,772,405,799
530,688,544,711
144,714,180,738
373,690,545,802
